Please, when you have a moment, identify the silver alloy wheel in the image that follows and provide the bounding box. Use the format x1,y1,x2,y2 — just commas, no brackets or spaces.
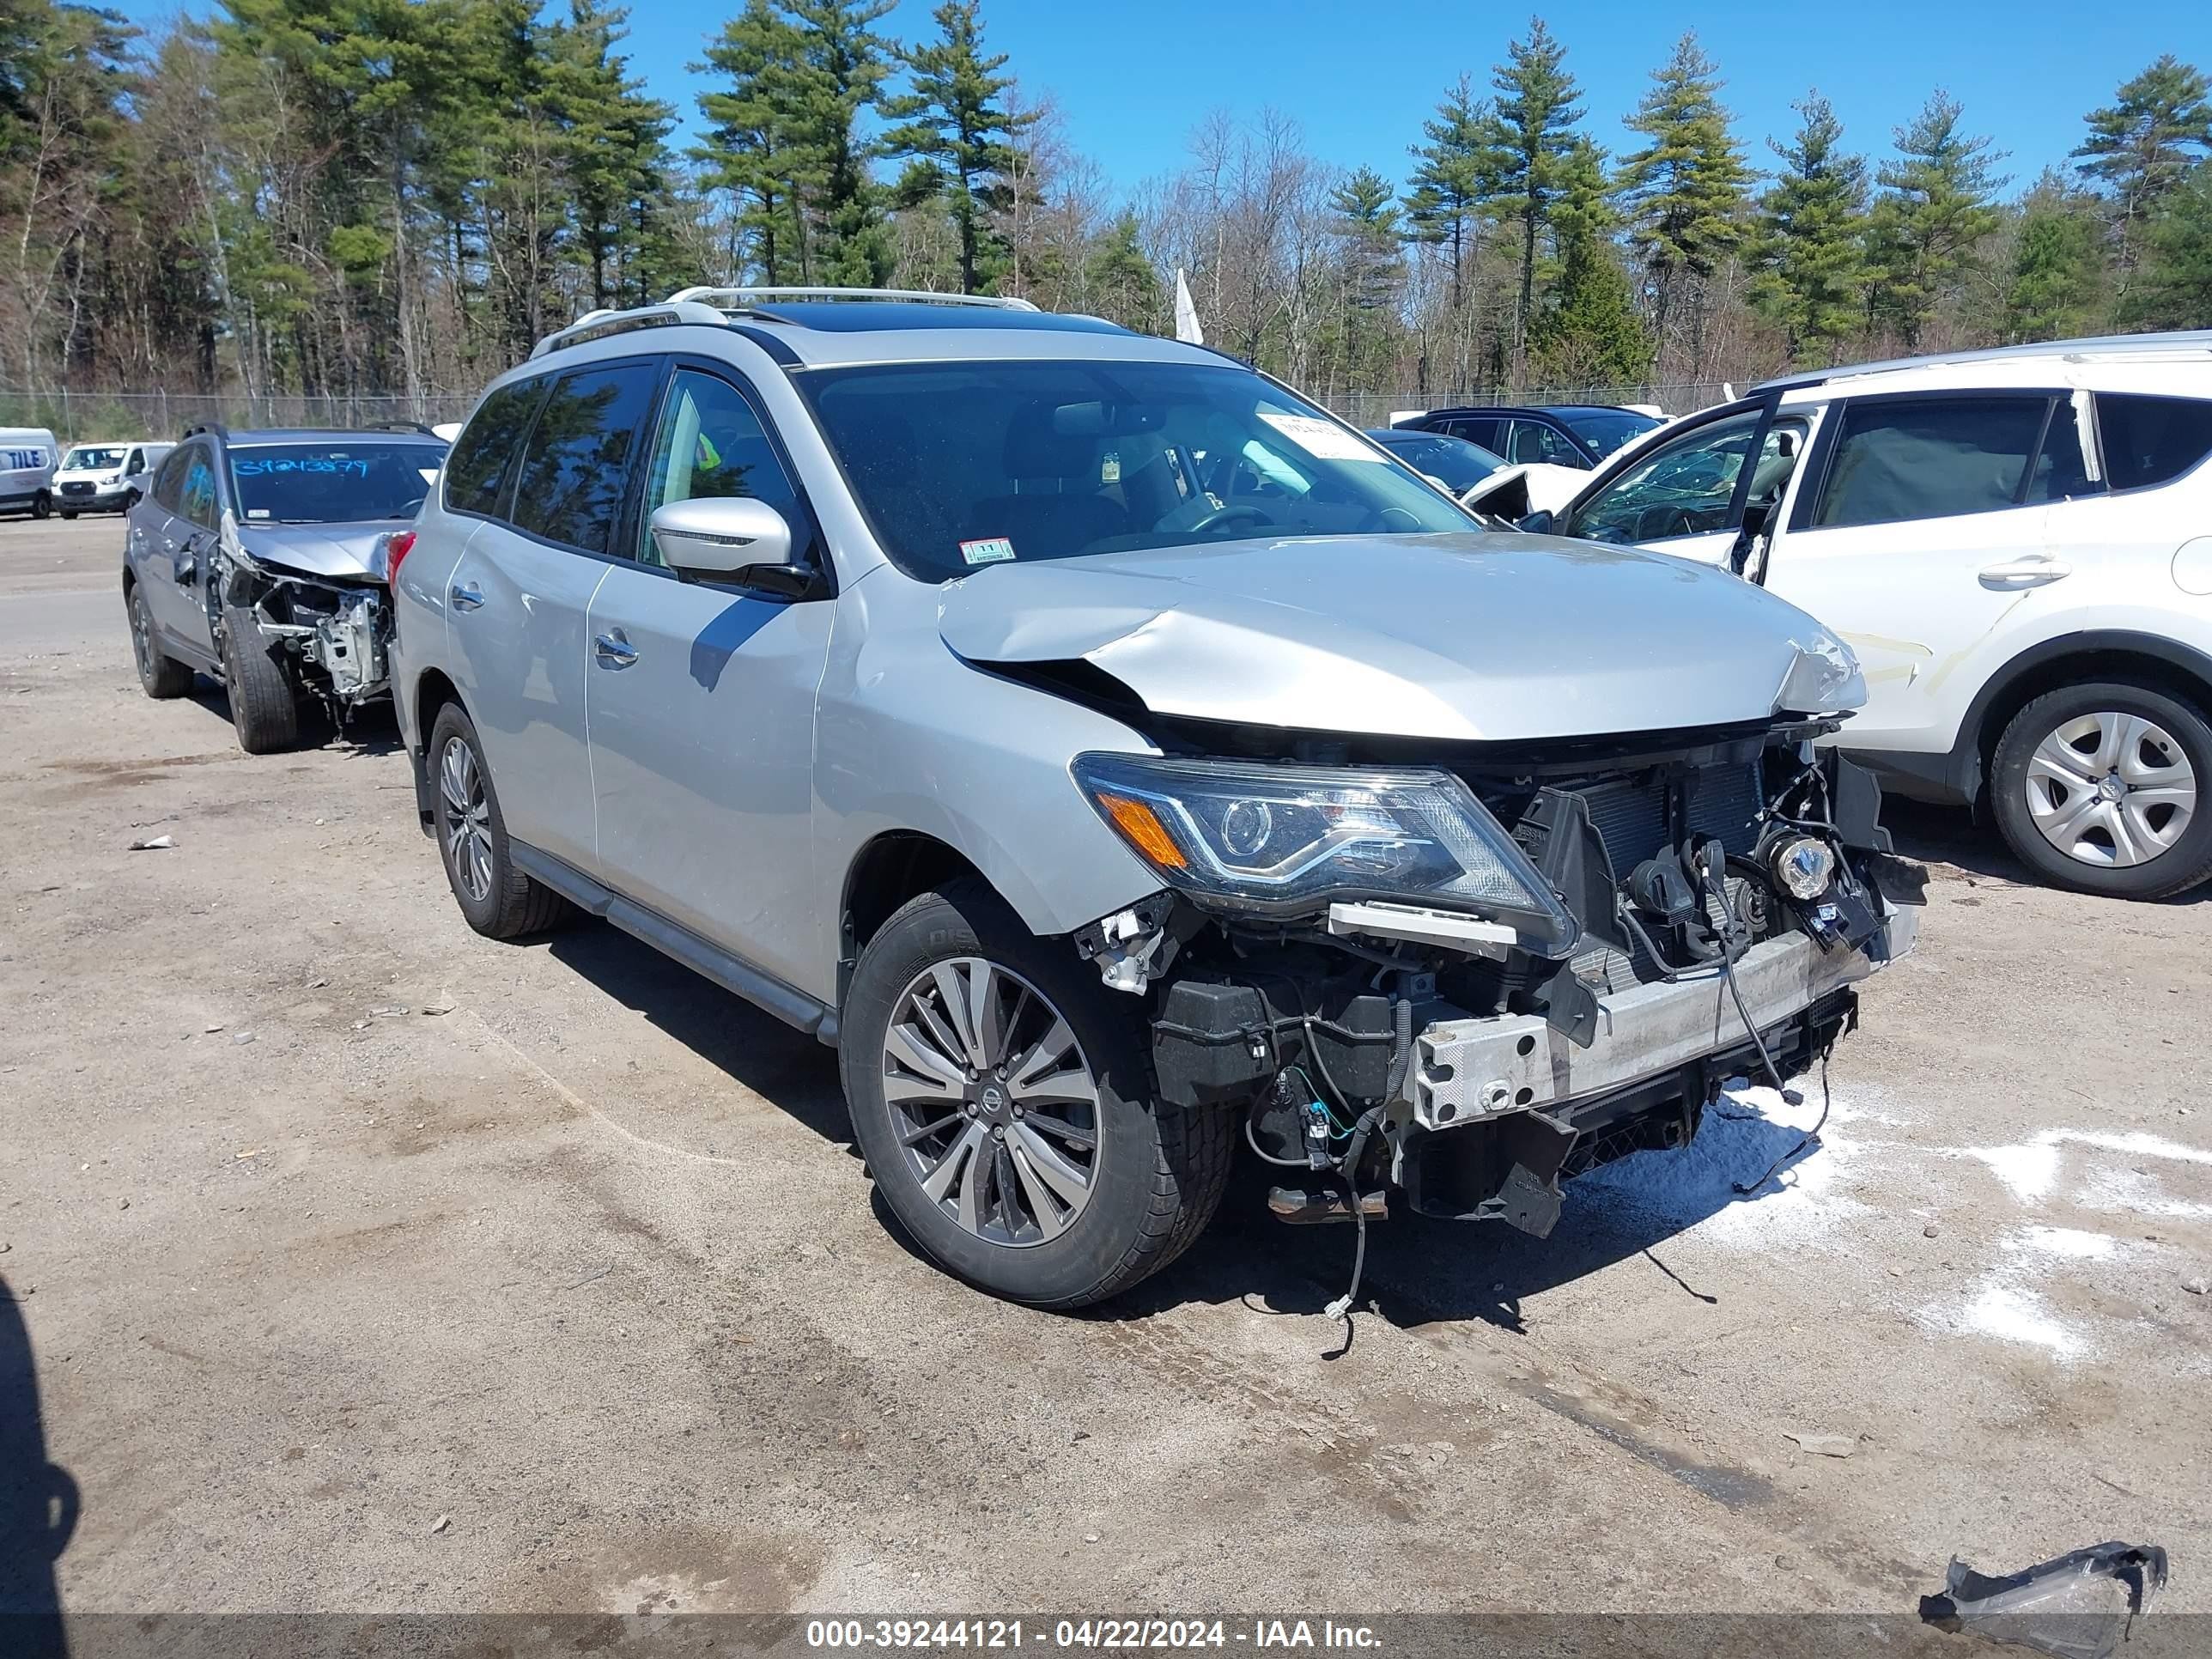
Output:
439,735,495,902
129,590,155,680
2024,710,2197,868
882,957,1103,1248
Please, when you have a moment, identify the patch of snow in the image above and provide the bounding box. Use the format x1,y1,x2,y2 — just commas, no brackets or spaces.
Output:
1958,1126,2211,1211
2008,1224,2121,1261
1965,1141,2062,1202
1950,1285,2091,1359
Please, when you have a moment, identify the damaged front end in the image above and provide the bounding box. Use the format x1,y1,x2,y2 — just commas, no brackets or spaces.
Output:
1069,719,1924,1242
209,519,398,722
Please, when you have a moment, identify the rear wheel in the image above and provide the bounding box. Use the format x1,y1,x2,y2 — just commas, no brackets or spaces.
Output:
219,599,300,754
30,490,50,520
841,879,1232,1308
125,583,193,699
1990,680,2212,899
426,702,573,939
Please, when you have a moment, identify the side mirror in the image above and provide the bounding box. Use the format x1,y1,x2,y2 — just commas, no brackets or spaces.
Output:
649,496,796,585
1517,508,1555,536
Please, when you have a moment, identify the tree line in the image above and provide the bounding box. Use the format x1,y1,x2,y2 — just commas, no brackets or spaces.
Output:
2,0,2208,418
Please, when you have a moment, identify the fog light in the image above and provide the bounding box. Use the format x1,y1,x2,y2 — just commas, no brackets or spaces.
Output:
1770,835,1836,900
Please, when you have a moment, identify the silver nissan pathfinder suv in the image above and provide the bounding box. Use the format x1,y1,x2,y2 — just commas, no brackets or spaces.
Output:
390,287,1922,1310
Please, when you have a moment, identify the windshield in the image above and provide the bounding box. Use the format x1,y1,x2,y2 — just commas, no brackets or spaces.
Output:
1369,430,1505,492
1561,410,1662,458
799,360,1475,581
63,446,127,471
227,441,447,524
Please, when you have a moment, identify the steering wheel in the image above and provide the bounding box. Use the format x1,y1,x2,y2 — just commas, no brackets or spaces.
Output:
1187,502,1273,535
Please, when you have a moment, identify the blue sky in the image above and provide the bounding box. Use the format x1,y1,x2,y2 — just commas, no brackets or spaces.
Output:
122,0,2211,198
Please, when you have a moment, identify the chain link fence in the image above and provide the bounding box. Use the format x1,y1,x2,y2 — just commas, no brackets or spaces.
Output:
1,382,1743,447
0,389,477,444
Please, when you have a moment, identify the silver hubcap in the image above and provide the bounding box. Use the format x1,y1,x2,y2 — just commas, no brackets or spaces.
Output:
2025,711,2197,869
883,957,1103,1249
438,736,495,902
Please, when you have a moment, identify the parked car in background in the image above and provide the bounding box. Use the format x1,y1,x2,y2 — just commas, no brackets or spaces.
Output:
390,285,1917,1310
54,440,172,517
123,422,447,753
1364,427,1506,493
1394,404,1662,469
1524,330,2212,899
0,426,59,520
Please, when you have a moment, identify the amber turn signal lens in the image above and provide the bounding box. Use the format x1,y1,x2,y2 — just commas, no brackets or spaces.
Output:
1097,792,1188,870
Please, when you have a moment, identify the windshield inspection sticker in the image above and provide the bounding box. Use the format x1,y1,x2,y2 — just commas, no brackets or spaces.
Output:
1257,411,1384,461
960,537,1018,566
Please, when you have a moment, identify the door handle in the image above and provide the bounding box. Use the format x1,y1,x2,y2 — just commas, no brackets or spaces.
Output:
1978,557,2071,589
449,582,484,612
593,631,638,669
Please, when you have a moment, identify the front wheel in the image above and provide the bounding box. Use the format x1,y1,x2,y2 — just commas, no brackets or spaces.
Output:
841,879,1232,1308
1990,680,2212,899
59,510,76,520
30,490,50,520
219,599,300,754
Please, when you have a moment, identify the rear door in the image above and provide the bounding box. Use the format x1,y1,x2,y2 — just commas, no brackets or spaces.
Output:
442,358,662,873
1756,391,2090,754
584,360,836,990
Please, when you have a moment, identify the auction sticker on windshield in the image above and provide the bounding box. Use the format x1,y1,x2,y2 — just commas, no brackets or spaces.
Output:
1257,411,1382,461
960,537,1018,565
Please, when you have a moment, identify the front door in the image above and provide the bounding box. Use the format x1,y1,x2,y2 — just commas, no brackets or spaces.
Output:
1556,404,1775,566
585,363,835,994
1757,392,2091,755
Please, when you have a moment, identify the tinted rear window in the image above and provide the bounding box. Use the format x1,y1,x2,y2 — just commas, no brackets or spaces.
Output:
2097,393,2212,491
510,362,661,554
445,380,544,519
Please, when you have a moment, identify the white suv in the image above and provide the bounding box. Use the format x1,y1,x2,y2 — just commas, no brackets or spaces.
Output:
1530,331,2212,899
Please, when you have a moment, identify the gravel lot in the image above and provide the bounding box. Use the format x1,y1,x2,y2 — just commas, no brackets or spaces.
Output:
3,513,2208,1620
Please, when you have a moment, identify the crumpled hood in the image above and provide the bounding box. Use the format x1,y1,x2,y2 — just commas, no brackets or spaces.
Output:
234,520,398,582
937,532,1861,744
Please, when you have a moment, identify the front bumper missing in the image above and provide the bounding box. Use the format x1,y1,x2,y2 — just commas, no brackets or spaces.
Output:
1411,903,1918,1133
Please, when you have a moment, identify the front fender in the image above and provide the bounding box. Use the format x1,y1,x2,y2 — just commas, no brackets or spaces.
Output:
812,569,1164,951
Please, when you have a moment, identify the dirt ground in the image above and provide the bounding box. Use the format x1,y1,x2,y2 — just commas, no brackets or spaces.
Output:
3,512,2208,1621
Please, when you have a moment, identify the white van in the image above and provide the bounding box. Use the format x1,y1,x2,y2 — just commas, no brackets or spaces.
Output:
0,427,59,520
53,439,172,517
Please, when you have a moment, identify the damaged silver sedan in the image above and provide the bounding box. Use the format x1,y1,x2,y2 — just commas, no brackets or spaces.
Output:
389,289,1922,1310
122,424,447,752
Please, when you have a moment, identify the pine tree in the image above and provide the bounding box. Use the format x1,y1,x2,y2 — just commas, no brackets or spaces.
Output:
788,0,895,285
1489,17,1583,391
2130,162,2212,326
695,0,811,282
881,0,1030,294
547,0,677,312
1750,94,1869,362
1867,92,2007,349
1531,137,1646,386
1082,210,1158,331
2002,171,2106,341
2072,54,2212,278
1618,32,1751,377
1329,166,1403,382
1401,73,1500,301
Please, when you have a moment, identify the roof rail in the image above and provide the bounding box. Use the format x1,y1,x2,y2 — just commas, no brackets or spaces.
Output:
530,299,731,360
668,284,1040,313
366,421,444,438
181,422,229,441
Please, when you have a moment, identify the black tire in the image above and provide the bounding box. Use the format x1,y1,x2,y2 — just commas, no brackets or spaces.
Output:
841,878,1232,1309
425,702,573,939
59,509,76,520
29,490,49,520
218,599,300,753
1990,679,2212,900
125,582,193,699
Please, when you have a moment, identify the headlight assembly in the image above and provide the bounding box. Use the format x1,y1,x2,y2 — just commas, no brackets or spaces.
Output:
1072,752,1577,955
1776,630,1866,715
